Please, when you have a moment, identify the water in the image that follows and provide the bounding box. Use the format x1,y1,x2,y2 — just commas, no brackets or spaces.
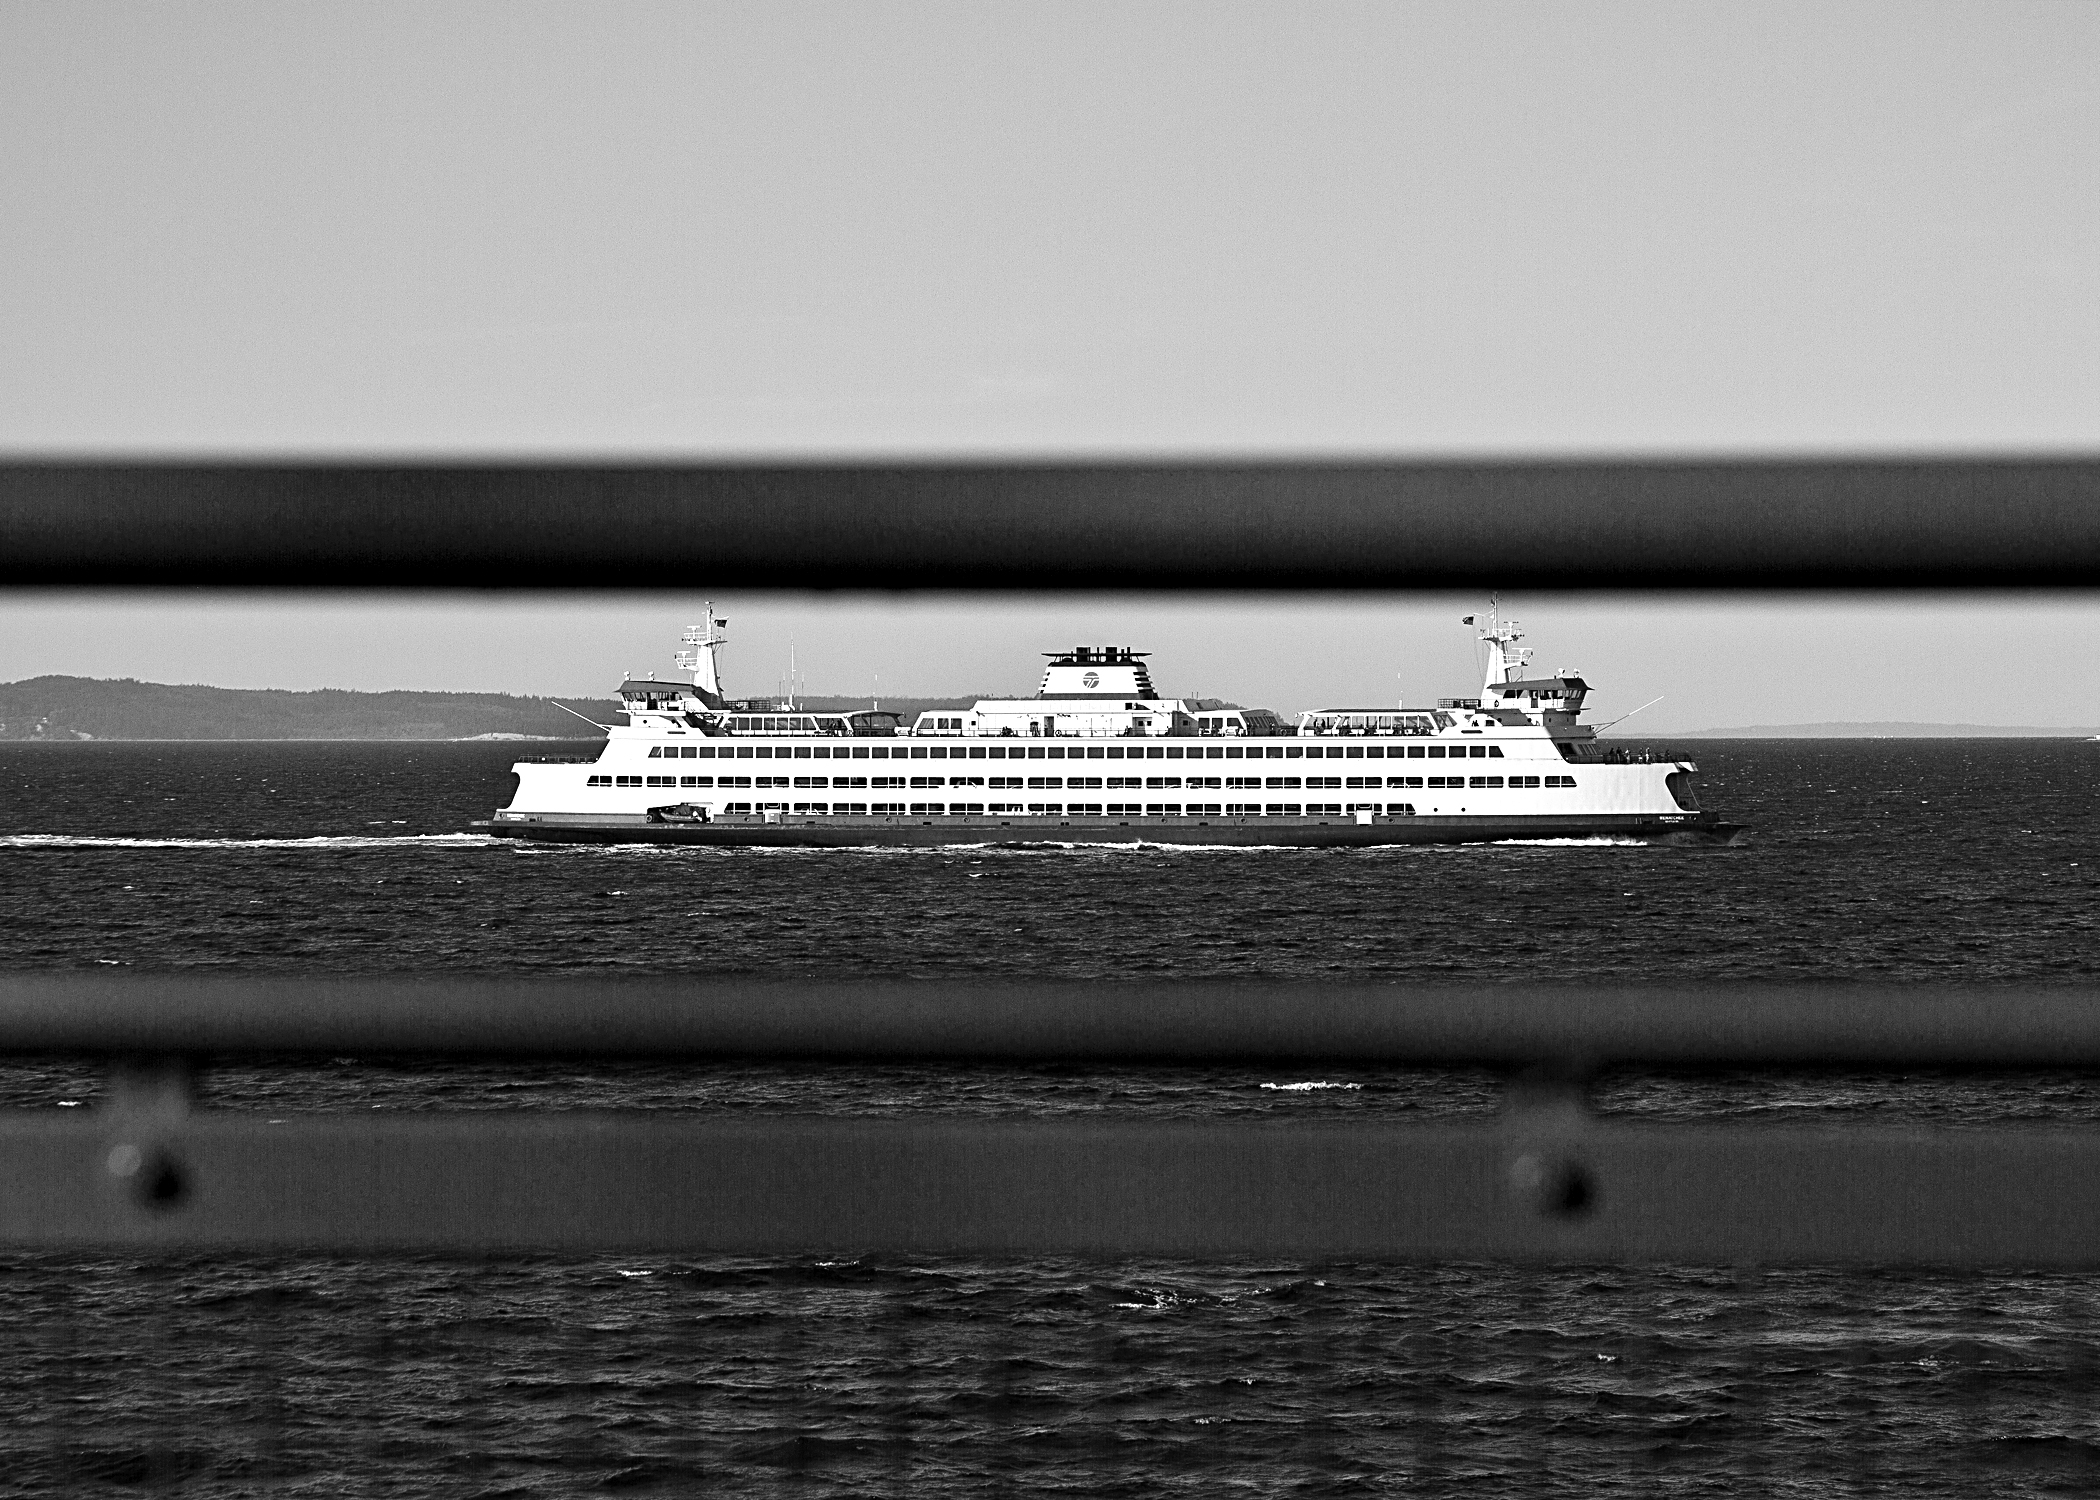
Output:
3,738,2099,1495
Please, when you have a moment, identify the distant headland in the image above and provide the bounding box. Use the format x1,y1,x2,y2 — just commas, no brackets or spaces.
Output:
0,677,974,741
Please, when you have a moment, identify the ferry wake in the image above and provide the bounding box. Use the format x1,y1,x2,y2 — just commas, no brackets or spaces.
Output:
473,606,1741,848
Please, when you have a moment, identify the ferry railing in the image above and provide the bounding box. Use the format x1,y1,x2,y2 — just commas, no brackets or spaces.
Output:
3,974,2100,1264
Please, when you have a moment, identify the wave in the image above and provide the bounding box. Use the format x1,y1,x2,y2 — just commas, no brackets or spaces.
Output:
0,833,500,851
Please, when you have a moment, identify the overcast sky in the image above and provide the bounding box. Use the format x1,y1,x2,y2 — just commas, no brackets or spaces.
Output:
3,4,2095,724
4,1,2096,455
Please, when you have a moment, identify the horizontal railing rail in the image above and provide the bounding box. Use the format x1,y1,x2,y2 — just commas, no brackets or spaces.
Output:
4,457,2099,588
1,976,2096,1262
2,975,2098,1071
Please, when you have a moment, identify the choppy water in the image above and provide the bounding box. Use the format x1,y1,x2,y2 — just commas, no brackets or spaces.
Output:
3,738,2099,1495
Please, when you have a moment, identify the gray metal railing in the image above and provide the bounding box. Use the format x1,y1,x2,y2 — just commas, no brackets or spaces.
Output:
3,456,2098,587
5,457,2098,1268
6,976,2099,1264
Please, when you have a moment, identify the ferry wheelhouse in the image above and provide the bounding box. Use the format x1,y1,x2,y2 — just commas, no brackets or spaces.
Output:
477,606,1737,847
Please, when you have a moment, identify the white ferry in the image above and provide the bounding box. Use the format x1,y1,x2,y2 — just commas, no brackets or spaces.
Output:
474,606,1739,847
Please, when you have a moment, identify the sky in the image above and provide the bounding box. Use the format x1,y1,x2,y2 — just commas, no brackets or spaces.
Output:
1,592,2093,734
2,1,2097,455
2,4,2095,722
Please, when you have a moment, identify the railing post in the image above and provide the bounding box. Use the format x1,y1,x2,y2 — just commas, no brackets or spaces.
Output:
1501,1066,1598,1223
100,1057,193,1214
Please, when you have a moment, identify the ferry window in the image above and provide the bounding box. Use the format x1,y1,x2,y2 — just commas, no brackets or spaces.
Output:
792,776,826,788
1426,746,1444,758
1365,747,1383,758
647,747,661,758
1225,748,1243,759
1205,747,1224,758
838,776,868,789
1400,776,1424,788
586,775,609,786
1026,777,1061,789
1408,746,1425,758
1488,746,1504,758
948,776,985,787
851,747,869,759
969,747,987,759
1069,776,1103,790
682,776,710,787
1470,745,1487,758
1163,747,1181,758
695,747,714,757
1345,747,1363,759
1086,748,1105,759
909,748,927,759
1266,747,1284,758
929,747,947,759
1285,746,1302,759
615,775,642,787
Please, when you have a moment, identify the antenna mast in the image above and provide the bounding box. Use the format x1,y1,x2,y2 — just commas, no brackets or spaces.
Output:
1475,594,1533,694
674,605,730,708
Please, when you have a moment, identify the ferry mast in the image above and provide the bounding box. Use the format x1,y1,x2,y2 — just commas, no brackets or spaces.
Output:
1474,596,1533,694
673,607,730,708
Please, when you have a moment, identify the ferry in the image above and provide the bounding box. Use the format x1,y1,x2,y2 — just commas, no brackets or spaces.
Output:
473,606,1739,847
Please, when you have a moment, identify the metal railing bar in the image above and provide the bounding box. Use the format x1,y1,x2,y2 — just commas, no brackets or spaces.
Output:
15,1111,2100,1264
3,976,2098,1072
4,458,2099,588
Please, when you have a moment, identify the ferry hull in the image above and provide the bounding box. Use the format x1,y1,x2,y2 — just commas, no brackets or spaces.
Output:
472,813,1742,848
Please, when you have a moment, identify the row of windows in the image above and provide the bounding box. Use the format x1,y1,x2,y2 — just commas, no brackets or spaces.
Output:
594,773,1578,791
642,742,1513,761
711,802,1424,818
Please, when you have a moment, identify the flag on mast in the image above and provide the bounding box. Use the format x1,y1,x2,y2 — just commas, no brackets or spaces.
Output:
1461,615,1475,624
